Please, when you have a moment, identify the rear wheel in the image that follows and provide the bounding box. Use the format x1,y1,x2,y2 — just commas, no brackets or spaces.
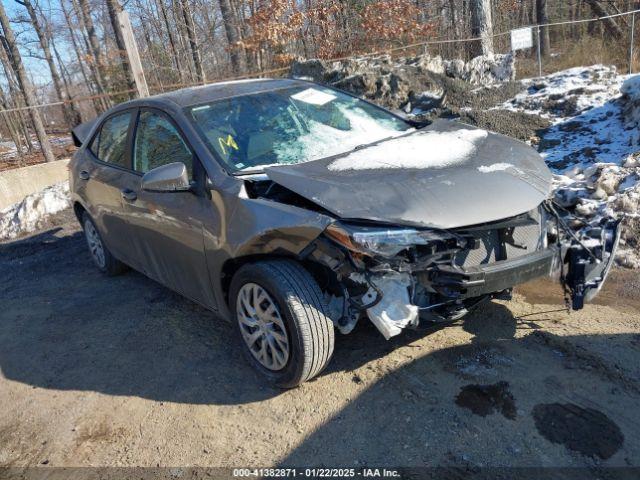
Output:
82,212,127,276
230,259,335,388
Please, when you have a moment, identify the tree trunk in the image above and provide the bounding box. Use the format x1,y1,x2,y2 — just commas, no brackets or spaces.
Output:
0,2,55,162
171,0,195,82
105,0,137,95
218,0,244,74
0,37,34,152
470,0,494,57
179,0,205,83
584,0,624,39
156,0,185,83
61,0,104,114
76,0,111,94
536,0,550,56
20,0,81,127
0,84,25,162
51,37,83,123
449,0,460,40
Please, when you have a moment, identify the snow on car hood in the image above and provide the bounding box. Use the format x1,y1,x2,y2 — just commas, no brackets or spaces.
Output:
264,120,552,229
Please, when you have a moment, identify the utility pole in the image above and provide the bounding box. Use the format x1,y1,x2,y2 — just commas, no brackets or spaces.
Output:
106,0,138,95
116,10,149,97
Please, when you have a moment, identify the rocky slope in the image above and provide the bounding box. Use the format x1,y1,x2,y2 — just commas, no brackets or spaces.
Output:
291,56,640,267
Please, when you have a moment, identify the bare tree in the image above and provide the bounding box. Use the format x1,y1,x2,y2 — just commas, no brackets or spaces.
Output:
0,42,33,153
76,0,110,93
16,0,81,126
0,1,55,162
179,0,205,83
60,0,106,113
536,0,550,56
583,0,624,38
155,0,185,83
470,0,494,57
219,0,245,74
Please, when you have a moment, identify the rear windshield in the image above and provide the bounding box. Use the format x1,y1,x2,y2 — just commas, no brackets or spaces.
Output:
187,85,412,173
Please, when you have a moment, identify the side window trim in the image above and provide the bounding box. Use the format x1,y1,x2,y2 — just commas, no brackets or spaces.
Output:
86,108,138,172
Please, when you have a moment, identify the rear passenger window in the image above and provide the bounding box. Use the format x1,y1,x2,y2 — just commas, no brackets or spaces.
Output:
133,111,193,178
95,112,132,168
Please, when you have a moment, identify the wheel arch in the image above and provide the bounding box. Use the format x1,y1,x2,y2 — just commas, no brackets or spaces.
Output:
73,201,87,223
220,253,296,310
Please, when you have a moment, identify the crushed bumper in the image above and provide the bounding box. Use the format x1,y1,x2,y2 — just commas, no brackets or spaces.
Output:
305,205,621,340
427,248,557,300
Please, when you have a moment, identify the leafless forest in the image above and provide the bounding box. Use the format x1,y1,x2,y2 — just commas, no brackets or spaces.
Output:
0,0,638,166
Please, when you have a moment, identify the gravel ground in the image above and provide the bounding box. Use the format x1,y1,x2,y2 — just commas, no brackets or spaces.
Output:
1,209,640,475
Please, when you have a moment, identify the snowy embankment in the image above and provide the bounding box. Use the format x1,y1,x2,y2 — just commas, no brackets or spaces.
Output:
501,65,640,267
0,181,70,241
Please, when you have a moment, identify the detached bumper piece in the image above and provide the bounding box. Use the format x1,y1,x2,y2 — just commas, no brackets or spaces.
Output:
427,248,557,300
563,219,621,310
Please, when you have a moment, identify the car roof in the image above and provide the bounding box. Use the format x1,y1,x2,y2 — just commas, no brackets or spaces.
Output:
135,78,310,108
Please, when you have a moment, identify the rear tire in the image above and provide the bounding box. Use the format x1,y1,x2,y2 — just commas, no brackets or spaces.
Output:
230,259,335,388
82,212,127,276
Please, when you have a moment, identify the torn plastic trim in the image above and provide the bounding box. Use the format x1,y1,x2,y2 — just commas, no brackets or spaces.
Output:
302,237,423,339
360,272,419,340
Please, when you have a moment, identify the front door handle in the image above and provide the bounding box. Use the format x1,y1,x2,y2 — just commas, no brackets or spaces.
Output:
121,189,137,202
79,170,90,180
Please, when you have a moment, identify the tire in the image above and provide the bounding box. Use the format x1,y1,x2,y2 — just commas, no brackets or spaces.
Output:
230,259,335,388
81,212,128,276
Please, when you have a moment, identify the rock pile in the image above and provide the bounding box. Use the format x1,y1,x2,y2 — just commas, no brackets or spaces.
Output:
290,53,515,111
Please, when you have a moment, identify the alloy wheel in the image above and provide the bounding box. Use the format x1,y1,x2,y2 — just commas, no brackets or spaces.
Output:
236,282,290,371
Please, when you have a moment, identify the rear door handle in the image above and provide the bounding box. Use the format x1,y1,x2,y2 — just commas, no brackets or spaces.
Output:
121,189,137,202
79,170,90,180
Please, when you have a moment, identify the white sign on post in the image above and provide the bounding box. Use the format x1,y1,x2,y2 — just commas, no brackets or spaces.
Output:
510,27,533,51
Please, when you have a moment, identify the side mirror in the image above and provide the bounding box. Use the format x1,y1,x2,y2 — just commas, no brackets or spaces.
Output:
141,162,190,192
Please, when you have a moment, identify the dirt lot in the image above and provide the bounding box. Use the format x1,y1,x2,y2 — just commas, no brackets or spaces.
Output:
1,209,640,474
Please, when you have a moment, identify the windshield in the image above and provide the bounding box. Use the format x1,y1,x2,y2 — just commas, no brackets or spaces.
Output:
187,85,413,173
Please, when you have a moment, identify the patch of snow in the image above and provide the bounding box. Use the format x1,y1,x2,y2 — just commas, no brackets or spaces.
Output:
501,65,640,268
621,75,640,102
0,181,70,240
328,128,488,171
478,162,515,173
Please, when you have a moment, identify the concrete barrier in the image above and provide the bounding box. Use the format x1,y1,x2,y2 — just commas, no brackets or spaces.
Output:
0,159,70,211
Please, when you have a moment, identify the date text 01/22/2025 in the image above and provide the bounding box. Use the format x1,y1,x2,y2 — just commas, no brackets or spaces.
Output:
232,468,401,477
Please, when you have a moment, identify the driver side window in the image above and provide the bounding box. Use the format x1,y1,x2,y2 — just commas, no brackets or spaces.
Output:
133,111,193,178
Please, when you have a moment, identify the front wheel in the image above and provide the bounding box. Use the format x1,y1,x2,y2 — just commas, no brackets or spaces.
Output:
230,259,335,388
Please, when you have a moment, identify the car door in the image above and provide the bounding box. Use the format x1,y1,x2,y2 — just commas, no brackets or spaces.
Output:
79,110,138,264
122,108,217,308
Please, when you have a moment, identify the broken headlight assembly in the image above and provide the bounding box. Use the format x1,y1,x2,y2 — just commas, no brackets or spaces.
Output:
324,221,465,258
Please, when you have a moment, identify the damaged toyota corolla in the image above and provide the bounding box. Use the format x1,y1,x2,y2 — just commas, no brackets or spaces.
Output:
69,78,620,387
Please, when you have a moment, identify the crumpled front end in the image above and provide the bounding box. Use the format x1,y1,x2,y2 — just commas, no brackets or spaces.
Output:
301,201,620,339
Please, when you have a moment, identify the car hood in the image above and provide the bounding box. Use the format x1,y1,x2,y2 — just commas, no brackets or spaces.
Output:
263,120,552,229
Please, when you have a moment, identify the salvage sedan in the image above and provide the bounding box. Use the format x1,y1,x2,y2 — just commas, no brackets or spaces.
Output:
69,78,619,387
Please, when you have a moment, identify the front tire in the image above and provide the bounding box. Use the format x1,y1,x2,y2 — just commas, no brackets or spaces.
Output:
82,212,127,276
230,259,335,388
